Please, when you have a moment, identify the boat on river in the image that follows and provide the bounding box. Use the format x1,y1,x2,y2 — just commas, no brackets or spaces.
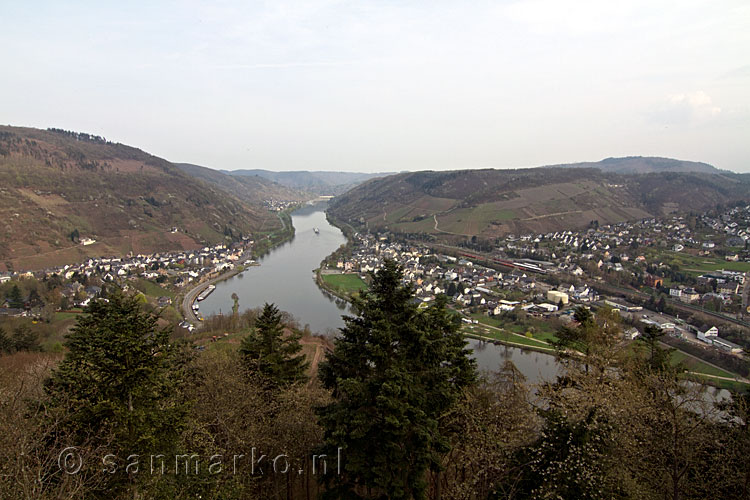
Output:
197,284,216,301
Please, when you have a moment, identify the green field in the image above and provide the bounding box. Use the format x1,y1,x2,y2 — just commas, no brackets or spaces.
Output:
670,350,737,378
322,273,368,293
53,311,82,322
470,312,559,341
463,324,554,350
465,313,558,349
656,250,750,274
134,278,174,298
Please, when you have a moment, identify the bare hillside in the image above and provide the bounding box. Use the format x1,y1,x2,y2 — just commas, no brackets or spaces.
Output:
328,161,749,241
0,126,281,271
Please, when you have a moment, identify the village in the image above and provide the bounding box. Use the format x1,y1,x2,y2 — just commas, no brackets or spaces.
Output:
0,238,254,322
2,202,749,382
321,204,750,374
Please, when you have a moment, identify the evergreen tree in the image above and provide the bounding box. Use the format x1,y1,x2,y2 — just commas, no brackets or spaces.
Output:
28,288,43,307
44,292,189,476
317,260,476,499
638,324,673,372
7,284,23,308
239,302,308,386
0,326,12,354
11,324,40,352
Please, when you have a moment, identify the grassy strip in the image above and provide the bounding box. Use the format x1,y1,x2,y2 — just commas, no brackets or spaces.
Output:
321,273,367,293
134,278,174,298
670,350,737,378
462,324,554,350
682,373,749,393
469,312,559,343
53,311,82,322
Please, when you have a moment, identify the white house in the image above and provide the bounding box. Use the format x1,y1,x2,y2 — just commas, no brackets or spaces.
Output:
697,326,719,344
625,328,641,340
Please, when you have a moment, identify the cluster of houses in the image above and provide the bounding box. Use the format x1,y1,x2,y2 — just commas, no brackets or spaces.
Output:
263,199,298,211
331,233,600,320
667,269,746,304
496,205,749,270
0,241,254,314
327,224,747,359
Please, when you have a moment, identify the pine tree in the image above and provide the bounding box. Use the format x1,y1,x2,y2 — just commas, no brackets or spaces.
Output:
44,292,189,465
11,324,40,352
0,327,12,354
7,284,23,308
239,302,308,386
638,324,673,372
317,260,476,499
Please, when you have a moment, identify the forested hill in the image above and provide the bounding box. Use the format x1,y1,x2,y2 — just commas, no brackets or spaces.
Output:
176,163,310,204
0,126,281,271
224,169,391,196
328,161,750,241
546,156,722,174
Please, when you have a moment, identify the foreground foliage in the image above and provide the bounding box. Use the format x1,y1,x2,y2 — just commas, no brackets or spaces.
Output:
3,292,750,499
239,302,309,387
317,260,477,499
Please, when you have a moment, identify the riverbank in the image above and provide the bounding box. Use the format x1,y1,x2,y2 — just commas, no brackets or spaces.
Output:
250,209,296,258
317,216,566,356
317,213,749,393
315,268,355,303
179,207,299,325
179,260,259,324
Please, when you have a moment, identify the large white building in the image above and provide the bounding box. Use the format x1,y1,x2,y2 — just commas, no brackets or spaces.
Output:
547,290,569,305
697,326,719,344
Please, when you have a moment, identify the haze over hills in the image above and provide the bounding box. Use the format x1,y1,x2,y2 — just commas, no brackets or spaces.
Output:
224,169,391,196
328,157,750,243
0,126,285,271
176,163,309,204
547,156,723,175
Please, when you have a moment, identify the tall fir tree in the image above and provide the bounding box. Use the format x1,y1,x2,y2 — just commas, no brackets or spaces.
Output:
0,326,11,354
44,292,189,478
317,260,476,499
638,324,673,372
8,284,24,309
11,324,40,352
239,302,308,386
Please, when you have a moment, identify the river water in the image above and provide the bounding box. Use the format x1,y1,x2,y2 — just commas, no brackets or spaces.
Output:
199,201,561,382
197,202,735,403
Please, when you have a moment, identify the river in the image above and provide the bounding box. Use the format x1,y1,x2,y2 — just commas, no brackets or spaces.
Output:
199,201,561,382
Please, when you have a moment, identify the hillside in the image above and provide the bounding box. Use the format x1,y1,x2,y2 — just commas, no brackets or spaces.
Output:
224,169,391,196
548,156,721,174
176,163,310,204
328,162,750,241
0,126,282,271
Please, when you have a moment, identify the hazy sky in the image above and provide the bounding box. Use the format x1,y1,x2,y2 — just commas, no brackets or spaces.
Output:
2,1,749,172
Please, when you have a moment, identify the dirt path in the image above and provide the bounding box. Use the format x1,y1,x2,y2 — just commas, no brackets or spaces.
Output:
520,209,583,221
299,336,327,384
432,214,472,236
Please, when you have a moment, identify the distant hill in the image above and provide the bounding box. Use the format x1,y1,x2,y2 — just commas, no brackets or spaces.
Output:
547,156,721,175
176,163,310,204
328,162,750,241
224,169,391,196
0,126,282,271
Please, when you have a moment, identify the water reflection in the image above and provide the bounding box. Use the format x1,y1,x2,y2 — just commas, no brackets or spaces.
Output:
197,203,732,397
466,338,560,382
200,201,349,334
